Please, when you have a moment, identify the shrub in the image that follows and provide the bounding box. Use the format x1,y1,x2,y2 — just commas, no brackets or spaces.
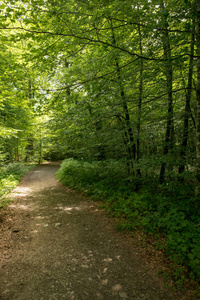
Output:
56,158,100,189
0,162,35,208
56,158,200,283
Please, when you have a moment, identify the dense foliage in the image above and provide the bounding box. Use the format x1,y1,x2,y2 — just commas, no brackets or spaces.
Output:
1,0,200,287
0,162,35,208
57,158,200,285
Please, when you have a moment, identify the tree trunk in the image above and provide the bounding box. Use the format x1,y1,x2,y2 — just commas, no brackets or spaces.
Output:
110,19,135,174
25,79,34,162
159,0,174,183
196,0,200,182
64,58,71,98
136,20,143,177
179,23,195,175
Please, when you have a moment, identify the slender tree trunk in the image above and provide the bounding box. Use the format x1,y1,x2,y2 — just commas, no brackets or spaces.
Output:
196,0,200,182
95,117,105,160
159,0,174,183
28,79,35,100
64,58,71,98
16,137,19,161
179,24,195,174
38,126,42,165
117,115,132,175
28,79,32,99
25,79,34,162
88,104,105,160
136,21,143,177
110,19,135,173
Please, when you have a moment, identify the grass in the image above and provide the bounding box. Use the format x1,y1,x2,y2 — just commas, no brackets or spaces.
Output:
0,162,36,208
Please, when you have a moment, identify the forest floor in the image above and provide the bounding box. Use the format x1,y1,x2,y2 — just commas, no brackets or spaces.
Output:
0,162,196,300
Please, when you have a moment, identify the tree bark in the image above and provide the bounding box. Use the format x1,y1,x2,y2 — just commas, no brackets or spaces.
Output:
25,79,34,162
179,23,195,175
110,19,136,174
136,20,143,177
64,58,71,98
159,0,174,183
196,0,200,182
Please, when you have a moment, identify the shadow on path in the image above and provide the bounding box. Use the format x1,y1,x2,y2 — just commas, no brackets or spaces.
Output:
0,163,182,300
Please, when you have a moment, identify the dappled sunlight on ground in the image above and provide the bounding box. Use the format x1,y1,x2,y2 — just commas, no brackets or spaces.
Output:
55,205,84,213
0,163,184,300
112,284,123,291
10,204,31,211
103,257,113,263
34,215,46,220
10,186,32,198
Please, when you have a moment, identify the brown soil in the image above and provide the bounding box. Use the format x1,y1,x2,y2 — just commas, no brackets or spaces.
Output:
0,163,196,299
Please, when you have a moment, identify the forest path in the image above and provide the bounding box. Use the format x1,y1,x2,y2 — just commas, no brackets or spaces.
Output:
0,163,182,300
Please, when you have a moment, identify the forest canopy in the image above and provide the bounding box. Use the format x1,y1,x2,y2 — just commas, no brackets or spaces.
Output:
0,0,200,183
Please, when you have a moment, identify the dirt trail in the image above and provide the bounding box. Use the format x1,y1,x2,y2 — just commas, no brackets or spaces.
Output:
0,163,183,300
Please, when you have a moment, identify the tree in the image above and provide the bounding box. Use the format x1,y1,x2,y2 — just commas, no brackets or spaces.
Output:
0,0,199,186
159,0,174,183
196,0,200,182
179,21,195,175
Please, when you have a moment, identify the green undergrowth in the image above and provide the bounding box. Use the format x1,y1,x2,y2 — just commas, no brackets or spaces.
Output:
56,158,200,288
0,162,36,208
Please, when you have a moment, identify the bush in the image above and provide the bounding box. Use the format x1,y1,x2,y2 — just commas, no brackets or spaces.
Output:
56,158,200,284
0,162,35,208
56,158,127,195
56,158,100,189
4,162,31,178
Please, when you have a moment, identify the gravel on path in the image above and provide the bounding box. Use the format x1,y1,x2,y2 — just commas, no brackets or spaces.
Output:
0,163,185,300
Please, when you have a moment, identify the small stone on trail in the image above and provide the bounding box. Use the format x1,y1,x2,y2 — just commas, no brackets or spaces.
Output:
55,223,62,227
